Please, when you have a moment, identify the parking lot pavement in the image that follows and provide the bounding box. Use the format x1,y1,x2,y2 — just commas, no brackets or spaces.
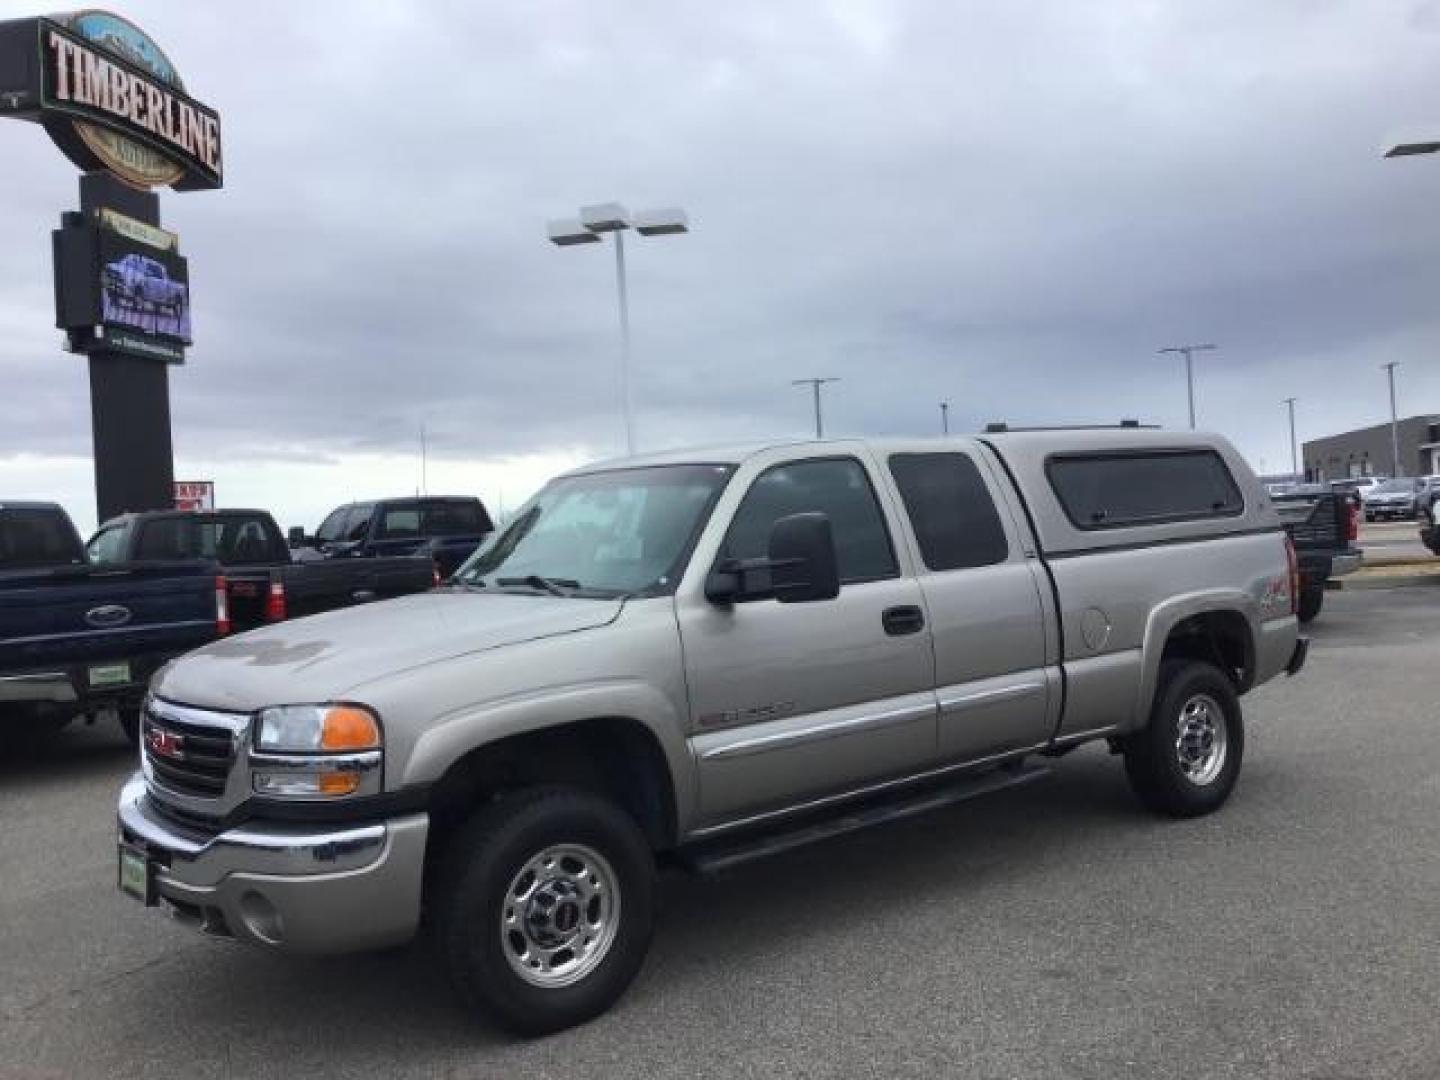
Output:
1360,521,1432,563
1,589,1437,1080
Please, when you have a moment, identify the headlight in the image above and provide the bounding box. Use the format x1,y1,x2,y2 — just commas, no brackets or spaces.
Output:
251,704,382,799
256,704,381,752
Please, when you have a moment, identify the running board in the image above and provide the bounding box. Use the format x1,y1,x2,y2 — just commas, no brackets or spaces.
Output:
681,762,1053,875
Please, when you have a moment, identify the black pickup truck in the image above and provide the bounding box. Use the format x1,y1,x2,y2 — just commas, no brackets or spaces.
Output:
291,496,494,577
1271,486,1363,622
1,501,223,744
88,509,438,632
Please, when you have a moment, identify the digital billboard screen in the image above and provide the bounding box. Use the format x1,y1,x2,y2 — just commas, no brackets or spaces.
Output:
98,228,191,343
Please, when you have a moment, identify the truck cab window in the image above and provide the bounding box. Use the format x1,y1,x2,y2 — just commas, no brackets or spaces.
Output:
888,452,1009,570
381,509,422,538
723,458,898,586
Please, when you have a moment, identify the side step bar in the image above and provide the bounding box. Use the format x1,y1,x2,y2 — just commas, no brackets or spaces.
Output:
681,762,1053,875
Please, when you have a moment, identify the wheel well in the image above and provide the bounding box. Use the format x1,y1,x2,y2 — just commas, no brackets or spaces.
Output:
1160,611,1254,691
423,717,677,857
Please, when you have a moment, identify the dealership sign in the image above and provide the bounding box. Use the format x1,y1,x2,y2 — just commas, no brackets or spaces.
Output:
174,480,214,511
0,11,221,190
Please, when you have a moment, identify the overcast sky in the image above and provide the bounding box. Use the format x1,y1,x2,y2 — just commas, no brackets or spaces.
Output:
3,0,1440,532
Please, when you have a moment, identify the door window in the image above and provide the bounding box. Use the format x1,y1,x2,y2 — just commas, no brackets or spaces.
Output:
86,526,127,565
343,505,375,542
315,508,350,543
722,457,897,588
888,453,1009,570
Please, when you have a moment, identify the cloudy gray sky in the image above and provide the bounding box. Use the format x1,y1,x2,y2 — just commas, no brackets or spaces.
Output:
3,0,1440,531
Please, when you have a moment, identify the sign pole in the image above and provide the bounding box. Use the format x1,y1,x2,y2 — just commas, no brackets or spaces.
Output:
77,172,175,522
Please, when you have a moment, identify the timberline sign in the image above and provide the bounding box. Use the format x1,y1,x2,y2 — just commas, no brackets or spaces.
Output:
0,11,221,190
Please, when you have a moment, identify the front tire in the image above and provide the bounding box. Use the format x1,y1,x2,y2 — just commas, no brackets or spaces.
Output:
434,787,655,1036
1123,661,1244,818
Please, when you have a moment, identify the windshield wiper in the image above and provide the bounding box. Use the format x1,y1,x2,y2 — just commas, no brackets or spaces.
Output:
497,575,580,596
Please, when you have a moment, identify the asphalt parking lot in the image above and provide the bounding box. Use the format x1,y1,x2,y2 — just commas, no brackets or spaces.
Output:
1360,520,1431,563
2,585,1437,1080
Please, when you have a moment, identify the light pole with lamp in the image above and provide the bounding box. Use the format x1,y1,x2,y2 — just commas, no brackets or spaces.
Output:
1382,361,1402,476
1282,397,1299,481
547,203,689,456
792,377,840,439
1159,343,1217,429
1379,139,1438,473
940,401,950,435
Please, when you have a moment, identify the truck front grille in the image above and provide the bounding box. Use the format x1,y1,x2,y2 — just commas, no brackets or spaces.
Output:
142,700,243,800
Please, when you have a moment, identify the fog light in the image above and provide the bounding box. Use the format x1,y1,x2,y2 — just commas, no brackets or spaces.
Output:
253,769,361,797
238,890,283,945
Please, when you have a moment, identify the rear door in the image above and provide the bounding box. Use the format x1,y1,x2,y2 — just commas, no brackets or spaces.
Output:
678,453,937,827
885,446,1056,761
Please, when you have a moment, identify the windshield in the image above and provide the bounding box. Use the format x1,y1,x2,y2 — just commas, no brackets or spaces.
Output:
455,464,733,597
1372,479,1415,494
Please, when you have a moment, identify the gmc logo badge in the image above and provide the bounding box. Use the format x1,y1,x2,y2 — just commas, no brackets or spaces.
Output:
146,727,185,760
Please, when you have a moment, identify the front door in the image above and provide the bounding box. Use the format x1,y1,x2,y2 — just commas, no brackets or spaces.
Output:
677,455,936,829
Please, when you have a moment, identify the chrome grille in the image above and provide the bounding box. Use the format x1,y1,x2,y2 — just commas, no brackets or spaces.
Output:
142,699,246,802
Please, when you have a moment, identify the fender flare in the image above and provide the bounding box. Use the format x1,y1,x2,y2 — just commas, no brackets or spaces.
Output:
401,678,696,838
1131,590,1257,731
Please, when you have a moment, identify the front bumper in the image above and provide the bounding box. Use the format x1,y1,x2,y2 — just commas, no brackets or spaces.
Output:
116,773,428,955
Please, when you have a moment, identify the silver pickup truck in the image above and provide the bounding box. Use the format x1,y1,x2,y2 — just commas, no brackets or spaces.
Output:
117,428,1307,1034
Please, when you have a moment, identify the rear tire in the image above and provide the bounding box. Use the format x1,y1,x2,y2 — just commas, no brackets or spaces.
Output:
1297,581,1324,624
433,787,655,1036
1123,661,1244,818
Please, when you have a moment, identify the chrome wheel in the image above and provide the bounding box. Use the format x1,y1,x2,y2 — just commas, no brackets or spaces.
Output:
1175,692,1227,786
500,843,620,988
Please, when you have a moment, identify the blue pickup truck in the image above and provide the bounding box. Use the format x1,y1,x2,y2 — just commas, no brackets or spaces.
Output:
0,501,224,745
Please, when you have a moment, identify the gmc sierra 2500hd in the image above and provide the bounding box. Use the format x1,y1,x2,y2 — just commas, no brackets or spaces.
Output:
117,428,1306,1034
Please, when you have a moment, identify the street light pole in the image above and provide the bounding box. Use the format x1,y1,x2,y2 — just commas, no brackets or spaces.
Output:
940,401,950,435
1282,397,1298,480
1383,361,1402,476
792,377,840,439
1159,344,1217,429
547,204,690,456
612,228,632,454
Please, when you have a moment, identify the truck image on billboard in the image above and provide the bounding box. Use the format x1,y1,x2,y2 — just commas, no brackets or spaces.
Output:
102,248,190,341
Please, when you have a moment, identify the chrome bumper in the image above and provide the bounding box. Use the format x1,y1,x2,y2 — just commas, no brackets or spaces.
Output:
116,773,428,955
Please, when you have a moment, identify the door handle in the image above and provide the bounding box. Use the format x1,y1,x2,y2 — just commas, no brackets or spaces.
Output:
882,605,925,636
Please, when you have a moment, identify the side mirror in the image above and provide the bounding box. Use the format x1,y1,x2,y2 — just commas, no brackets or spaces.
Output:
704,512,840,605
769,512,839,603
287,526,309,547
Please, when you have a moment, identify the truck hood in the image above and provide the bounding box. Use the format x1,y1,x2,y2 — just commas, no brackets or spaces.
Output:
153,590,624,713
